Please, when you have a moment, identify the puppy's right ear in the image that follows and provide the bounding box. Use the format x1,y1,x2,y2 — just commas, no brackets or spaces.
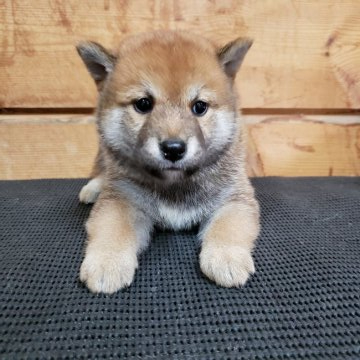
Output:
76,41,116,90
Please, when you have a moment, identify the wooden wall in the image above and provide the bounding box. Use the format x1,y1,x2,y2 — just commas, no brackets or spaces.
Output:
1,0,360,179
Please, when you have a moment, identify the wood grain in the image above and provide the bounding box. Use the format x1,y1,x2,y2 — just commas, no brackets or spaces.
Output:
1,0,360,110
247,116,360,177
0,121,98,179
1,114,359,179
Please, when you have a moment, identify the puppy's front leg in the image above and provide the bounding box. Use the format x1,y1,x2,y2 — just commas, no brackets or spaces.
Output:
80,193,152,294
200,200,260,287
79,176,103,204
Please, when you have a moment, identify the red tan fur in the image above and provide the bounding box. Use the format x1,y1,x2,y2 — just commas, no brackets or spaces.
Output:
77,31,259,294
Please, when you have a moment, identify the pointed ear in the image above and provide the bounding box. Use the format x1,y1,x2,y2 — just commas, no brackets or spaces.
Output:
217,37,253,78
76,41,116,90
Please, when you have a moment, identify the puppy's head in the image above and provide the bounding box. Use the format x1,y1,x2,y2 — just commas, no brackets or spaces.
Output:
77,31,252,181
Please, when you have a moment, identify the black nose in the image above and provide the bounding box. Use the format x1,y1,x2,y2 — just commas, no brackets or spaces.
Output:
160,139,186,162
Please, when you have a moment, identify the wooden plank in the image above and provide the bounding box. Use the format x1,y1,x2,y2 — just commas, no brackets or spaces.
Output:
246,116,360,177
0,121,98,179
0,113,95,124
0,114,359,179
1,0,360,110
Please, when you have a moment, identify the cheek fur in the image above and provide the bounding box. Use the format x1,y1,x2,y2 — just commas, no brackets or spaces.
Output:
199,109,236,150
184,136,201,160
102,108,145,152
102,108,126,150
213,109,236,146
142,137,162,160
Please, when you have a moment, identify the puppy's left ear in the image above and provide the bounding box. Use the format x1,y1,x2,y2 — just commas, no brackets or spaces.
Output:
217,38,253,79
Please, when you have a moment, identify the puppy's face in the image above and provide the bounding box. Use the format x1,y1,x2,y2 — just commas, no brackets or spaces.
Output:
77,32,252,181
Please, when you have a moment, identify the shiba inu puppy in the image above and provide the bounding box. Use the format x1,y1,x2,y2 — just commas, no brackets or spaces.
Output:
77,31,260,294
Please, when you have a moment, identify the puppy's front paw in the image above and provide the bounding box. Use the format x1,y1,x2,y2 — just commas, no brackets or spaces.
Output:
80,249,138,294
79,178,102,204
200,245,255,287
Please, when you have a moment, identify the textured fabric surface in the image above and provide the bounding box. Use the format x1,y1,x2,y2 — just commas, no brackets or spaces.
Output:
1,177,359,359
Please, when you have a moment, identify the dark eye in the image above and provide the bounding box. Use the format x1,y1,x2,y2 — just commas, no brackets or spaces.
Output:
191,100,208,116
133,97,154,114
